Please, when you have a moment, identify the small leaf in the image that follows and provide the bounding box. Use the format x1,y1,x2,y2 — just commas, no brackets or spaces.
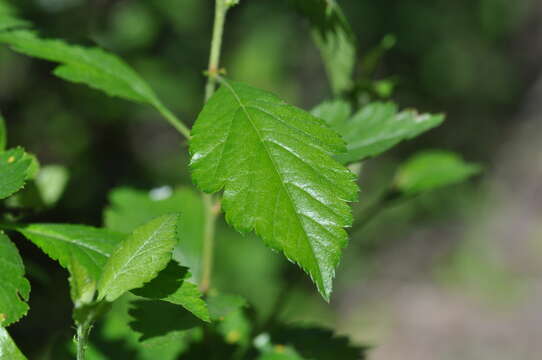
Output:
0,30,161,106
0,327,26,360
128,300,202,341
0,147,32,200
34,165,69,206
290,0,356,95
98,214,180,302
68,255,96,307
394,150,482,195
0,232,30,326
104,187,205,281
313,101,444,164
11,223,124,283
132,261,210,322
0,113,6,151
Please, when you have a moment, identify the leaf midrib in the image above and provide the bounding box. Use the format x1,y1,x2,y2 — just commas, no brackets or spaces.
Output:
220,81,323,286
101,219,171,295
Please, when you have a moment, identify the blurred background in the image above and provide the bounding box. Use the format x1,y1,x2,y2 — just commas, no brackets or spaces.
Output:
1,0,541,359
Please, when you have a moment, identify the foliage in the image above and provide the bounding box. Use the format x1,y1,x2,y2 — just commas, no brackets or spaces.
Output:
0,232,30,326
0,0,484,359
190,79,358,299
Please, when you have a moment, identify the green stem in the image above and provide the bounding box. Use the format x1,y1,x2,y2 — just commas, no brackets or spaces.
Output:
199,0,235,293
76,319,92,360
204,0,232,102
200,194,218,293
154,102,191,140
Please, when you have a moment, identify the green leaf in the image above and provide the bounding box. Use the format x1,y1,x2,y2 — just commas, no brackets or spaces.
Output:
0,327,26,360
98,214,180,302
0,148,32,200
290,0,356,95
0,2,30,32
394,150,482,195
0,113,6,151
104,187,205,281
190,80,358,300
128,300,202,341
132,261,209,322
11,223,124,283
0,232,30,326
0,30,160,106
34,165,69,206
312,101,445,164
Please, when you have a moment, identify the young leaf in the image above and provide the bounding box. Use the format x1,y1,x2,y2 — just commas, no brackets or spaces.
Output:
104,187,205,281
132,261,210,322
0,147,32,200
0,327,26,360
190,80,358,300
394,150,482,195
34,165,69,207
0,113,6,151
98,214,180,302
312,101,444,164
10,223,124,282
290,0,356,95
0,30,161,107
0,232,30,326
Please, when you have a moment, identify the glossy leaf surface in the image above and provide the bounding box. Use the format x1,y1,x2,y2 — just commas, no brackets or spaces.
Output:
190,80,358,300
98,214,179,302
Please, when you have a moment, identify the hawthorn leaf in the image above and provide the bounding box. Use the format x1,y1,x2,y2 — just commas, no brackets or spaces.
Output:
104,187,205,281
0,327,26,360
10,223,124,282
394,150,482,195
0,113,5,151
290,0,356,95
0,148,32,200
132,261,209,322
0,232,30,326
312,100,444,164
98,214,180,302
190,80,358,300
0,30,163,107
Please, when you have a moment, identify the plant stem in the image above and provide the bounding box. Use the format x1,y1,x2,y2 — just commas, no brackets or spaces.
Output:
154,102,191,140
200,194,218,293
204,0,231,102
199,0,235,293
76,319,92,360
